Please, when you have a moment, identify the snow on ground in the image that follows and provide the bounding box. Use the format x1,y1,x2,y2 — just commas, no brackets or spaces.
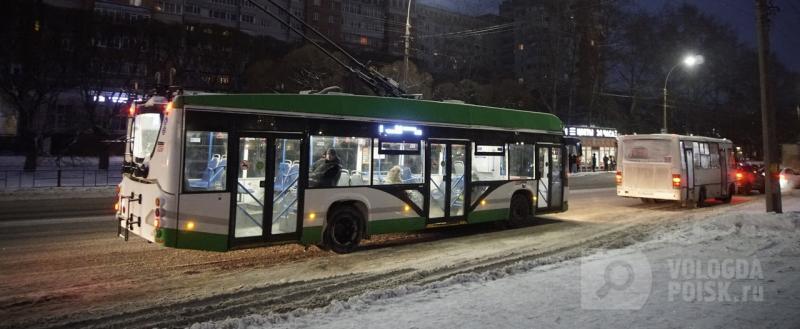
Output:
191,194,800,329
0,156,123,170
0,185,116,200
568,171,614,178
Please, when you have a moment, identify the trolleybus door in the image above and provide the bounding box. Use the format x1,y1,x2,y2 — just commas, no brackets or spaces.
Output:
536,146,551,210
427,140,469,222
232,134,303,246
535,144,564,211
549,146,564,207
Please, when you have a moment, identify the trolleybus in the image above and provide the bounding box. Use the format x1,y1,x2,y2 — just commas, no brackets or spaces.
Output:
616,134,735,207
117,93,568,252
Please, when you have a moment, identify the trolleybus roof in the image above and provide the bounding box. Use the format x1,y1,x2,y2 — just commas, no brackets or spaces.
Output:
174,93,564,134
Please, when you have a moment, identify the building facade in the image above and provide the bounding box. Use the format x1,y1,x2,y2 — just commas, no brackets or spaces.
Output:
563,125,618,171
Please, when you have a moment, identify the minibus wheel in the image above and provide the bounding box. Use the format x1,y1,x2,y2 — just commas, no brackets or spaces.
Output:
697,188,707,208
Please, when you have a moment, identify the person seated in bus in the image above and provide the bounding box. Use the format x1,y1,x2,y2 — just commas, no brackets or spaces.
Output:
401,158,415,182
309,149,341,187
386,165,403,184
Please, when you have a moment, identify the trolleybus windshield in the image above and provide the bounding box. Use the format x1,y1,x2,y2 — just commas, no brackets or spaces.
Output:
131,113,161,162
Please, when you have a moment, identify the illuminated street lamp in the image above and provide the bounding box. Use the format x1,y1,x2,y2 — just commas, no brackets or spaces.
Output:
662,54,704,133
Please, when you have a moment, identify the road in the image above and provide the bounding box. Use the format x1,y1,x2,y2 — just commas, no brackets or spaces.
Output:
0,175,760,329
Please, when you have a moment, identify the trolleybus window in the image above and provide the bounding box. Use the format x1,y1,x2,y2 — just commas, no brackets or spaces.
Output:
508,144,535,179
472,144,507,181
184,131,229,192
373,139,423,185
131,113,161,161
309,136,371,187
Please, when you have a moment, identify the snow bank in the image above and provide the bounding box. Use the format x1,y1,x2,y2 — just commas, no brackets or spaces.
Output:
190,197,800,329
0,185,116,200
568,171,614,178
0,156,123,170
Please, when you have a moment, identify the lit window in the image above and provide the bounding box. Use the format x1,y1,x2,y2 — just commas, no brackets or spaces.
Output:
309,136,371,188
184,131,229,192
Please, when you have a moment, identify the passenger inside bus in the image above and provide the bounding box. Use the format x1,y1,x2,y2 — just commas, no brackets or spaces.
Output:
309,148,342,187
386,165,403,184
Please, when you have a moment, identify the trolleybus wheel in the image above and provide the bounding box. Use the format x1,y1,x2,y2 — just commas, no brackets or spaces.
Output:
323,206,362,254
508,193,532,228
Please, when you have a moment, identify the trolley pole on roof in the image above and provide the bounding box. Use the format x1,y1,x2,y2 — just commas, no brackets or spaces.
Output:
755,0,781,213
403,0,413,87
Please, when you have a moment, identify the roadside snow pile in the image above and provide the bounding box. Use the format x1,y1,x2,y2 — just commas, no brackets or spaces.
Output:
569,171,614,178
190,198,800,329
0,185,116,200
0,156,123,169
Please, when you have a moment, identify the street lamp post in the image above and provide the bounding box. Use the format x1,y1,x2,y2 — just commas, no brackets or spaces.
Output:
662,54,703,133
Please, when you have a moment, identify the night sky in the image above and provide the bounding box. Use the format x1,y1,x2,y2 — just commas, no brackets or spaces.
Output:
420,0,800,72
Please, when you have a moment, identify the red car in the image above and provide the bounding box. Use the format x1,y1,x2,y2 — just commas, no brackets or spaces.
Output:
734,164,765,195
736,163,765,195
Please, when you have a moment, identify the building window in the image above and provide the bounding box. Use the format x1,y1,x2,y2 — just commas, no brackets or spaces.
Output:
312,12,319,21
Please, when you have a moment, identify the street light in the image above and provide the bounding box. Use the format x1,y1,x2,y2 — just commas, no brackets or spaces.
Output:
662,54,704,133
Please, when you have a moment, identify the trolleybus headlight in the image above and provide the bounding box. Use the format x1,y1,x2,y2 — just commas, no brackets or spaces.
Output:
155,198,161,207
185,221,195,230
480,199,486,206
114,202,119,211
780,174,786,184
308,212,316,220
615,171,623,185
155,208,160,218
154,218,160,228
403,204,411,212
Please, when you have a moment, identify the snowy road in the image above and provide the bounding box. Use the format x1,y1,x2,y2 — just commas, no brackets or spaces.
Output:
0,188,776,329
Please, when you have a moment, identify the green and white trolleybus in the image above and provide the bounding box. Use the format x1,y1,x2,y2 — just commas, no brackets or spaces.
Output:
116,93,568,252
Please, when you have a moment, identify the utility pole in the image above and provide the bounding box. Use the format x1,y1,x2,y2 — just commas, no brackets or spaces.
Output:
403,0,412,87
755,0,782,213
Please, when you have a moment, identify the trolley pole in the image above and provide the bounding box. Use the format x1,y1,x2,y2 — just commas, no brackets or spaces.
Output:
403,0,412,87
755,0,781,213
